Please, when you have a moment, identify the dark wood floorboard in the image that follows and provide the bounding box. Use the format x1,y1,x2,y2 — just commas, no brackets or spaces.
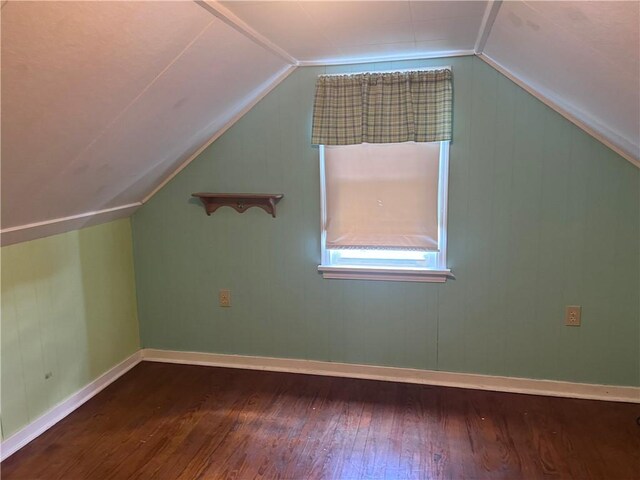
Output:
2,362,639,479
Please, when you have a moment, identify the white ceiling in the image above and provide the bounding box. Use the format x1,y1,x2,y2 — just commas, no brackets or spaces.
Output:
1,0,291,243
1,0,638,245
219,1,486,62
483,0,639,163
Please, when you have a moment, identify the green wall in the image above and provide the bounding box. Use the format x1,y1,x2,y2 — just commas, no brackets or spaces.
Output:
133,56,640,387
1,218,140,439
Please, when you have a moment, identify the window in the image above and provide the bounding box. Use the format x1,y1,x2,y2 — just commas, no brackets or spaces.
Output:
318,141,452,283
311,67,454,282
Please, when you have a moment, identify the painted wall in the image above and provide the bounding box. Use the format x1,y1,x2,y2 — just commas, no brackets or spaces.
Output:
1,218,140,439
133,56,639,387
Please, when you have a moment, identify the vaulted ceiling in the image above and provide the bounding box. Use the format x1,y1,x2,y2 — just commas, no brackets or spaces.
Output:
483,1,639,167
2,1,638,245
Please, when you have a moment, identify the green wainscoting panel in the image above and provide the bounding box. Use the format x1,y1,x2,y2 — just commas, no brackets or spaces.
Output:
133,56,639,387
1,218,140,438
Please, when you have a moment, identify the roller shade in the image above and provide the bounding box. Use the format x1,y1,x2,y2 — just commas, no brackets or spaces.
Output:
324,142,440,251
312,69,452,146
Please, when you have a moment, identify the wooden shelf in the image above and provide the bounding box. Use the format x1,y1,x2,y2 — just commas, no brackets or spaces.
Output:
192,193,284,218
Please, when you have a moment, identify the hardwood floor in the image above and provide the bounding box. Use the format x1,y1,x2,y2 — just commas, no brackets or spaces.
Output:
2,362,639,479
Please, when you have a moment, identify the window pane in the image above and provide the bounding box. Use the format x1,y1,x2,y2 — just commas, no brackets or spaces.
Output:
324,142,440,251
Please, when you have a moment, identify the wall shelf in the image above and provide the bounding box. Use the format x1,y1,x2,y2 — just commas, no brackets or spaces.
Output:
192,193,284,218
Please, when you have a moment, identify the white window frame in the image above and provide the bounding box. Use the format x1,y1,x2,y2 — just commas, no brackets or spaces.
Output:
318,141,453,283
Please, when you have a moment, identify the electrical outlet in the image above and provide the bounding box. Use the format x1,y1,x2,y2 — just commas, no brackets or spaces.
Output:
219,289,231,307
565,305,581,326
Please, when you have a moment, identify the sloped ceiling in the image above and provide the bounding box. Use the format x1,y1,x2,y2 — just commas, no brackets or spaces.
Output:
2,1,638,245
482,0,639,165
1,0,292,244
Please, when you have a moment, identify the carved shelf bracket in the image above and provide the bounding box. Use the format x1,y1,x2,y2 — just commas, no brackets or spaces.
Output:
192,193,284,218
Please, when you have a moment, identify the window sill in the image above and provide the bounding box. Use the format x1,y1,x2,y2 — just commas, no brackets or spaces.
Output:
317,265,454,283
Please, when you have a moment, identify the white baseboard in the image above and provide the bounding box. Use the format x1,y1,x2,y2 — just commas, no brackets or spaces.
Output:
1,351,142,462
3,348,637,461
141,348,640,404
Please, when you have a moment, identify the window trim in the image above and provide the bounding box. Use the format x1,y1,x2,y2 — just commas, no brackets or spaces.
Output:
318,141,454,283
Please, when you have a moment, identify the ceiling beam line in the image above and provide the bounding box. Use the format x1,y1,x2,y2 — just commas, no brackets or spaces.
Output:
474,0,503,54
194,0,299,66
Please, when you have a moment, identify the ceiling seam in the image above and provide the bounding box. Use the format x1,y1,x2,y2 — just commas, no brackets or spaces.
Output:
194,0,299,66
38,17,217,196
408,0,418,47
474,0,503,54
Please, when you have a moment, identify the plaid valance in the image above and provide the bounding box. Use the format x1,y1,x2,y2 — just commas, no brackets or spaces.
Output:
311,69,452,145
